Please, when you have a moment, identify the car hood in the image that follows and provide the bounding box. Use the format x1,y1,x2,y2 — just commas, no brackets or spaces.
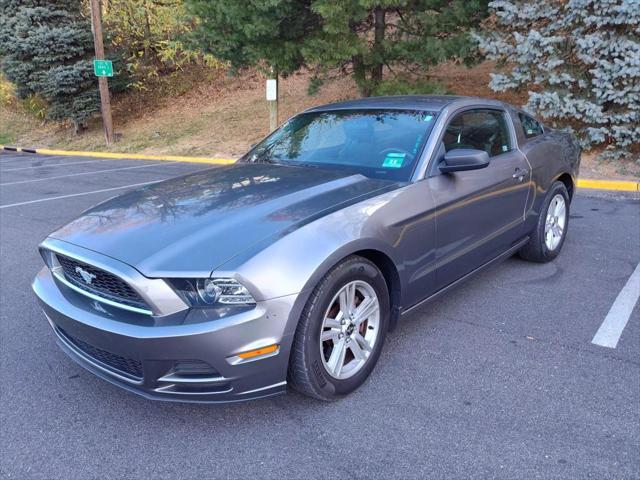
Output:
49,163,396,277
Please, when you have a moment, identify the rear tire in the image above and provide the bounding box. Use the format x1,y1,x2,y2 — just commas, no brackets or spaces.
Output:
519,181,570,263
288,255,389,401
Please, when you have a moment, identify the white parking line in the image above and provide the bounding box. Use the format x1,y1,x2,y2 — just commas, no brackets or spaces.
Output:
0,156,33,164
0,155,65,163
0,162,174,186
1,159,109,172
0,179,164,209
592,261,640,348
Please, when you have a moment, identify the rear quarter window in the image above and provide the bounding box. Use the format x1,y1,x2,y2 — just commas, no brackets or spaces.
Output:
519,113,544,139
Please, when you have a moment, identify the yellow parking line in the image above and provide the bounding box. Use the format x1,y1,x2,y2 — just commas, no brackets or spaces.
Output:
34,148,236,165
2,145,236,165
577,179,639,192
2,146,639,190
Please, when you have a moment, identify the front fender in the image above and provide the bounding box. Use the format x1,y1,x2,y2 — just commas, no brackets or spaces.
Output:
215,192,404,338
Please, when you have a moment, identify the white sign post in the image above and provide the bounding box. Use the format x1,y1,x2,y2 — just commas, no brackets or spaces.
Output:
266,78,278,132
266,79,277,101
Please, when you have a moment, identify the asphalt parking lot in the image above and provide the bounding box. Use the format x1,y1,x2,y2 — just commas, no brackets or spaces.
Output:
0,151,638,479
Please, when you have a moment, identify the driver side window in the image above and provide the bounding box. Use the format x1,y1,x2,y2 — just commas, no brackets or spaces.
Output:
443,109,512,157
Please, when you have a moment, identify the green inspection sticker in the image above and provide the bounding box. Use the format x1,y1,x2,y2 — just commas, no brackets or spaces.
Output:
382,152,406,168
424,114,434,122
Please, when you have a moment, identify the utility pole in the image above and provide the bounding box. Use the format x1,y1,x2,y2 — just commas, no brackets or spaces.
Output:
89,0,114,146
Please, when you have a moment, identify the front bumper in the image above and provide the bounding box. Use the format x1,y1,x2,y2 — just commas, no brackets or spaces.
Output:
33,267,297,403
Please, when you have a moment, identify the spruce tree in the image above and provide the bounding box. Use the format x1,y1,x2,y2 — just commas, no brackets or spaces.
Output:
186,0,488,96
0,0,99,131
477,0,640,159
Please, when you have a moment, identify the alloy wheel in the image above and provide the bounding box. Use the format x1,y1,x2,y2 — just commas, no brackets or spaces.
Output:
544,193,566,251
319,280,380,380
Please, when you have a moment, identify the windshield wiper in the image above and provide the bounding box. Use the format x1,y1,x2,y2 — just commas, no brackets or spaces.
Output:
254,156,282,164
246,140,283,164
282,161,319,169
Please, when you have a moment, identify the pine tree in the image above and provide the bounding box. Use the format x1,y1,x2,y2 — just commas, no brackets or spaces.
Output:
0,0,99,131
477,0,640,159
186,0,319,78
305,0,489,96
185,0,488,96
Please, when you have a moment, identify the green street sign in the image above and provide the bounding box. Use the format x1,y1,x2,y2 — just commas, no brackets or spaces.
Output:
93,59,113,77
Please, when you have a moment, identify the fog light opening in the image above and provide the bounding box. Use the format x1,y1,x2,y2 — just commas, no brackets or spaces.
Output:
172,360,220,378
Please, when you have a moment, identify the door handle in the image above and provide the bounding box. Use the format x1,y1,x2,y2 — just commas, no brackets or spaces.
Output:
513,168,529,181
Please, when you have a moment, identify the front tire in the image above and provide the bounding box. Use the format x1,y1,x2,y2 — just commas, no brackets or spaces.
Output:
519,181,570,263
288,256,390,401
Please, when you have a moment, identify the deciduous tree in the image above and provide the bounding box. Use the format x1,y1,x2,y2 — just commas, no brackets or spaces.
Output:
104,0,219,87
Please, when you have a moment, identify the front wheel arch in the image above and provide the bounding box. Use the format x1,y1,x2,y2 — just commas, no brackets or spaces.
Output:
279,244,401,368
555,172,575,201
293,243,400,326
352,249,401,331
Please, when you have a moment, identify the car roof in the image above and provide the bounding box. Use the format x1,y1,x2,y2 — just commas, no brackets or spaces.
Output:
304,95,507,113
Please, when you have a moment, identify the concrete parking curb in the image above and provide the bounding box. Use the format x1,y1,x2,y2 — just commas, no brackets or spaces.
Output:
2,145,638,192
0,145,235,166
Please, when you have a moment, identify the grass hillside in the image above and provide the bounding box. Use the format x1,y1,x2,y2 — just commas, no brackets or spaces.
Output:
1,62,638,180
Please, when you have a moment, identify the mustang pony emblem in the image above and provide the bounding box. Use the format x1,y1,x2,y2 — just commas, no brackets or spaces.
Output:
75,266,96,284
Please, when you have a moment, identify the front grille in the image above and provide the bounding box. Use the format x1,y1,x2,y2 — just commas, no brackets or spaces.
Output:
56,254,148,311
58,328,143,380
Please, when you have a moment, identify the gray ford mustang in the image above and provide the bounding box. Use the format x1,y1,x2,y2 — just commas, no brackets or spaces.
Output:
33,96,580,402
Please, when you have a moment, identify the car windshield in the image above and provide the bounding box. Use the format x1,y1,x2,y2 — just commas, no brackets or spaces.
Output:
242,109,438,181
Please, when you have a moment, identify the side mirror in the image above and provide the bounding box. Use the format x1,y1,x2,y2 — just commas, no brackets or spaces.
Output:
439,149,490,173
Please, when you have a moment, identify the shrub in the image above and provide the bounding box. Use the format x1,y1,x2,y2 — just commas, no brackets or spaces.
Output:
0,72,15,107
372,77,447,96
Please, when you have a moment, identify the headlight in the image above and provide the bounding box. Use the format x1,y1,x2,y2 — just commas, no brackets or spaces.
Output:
170,278,256,307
